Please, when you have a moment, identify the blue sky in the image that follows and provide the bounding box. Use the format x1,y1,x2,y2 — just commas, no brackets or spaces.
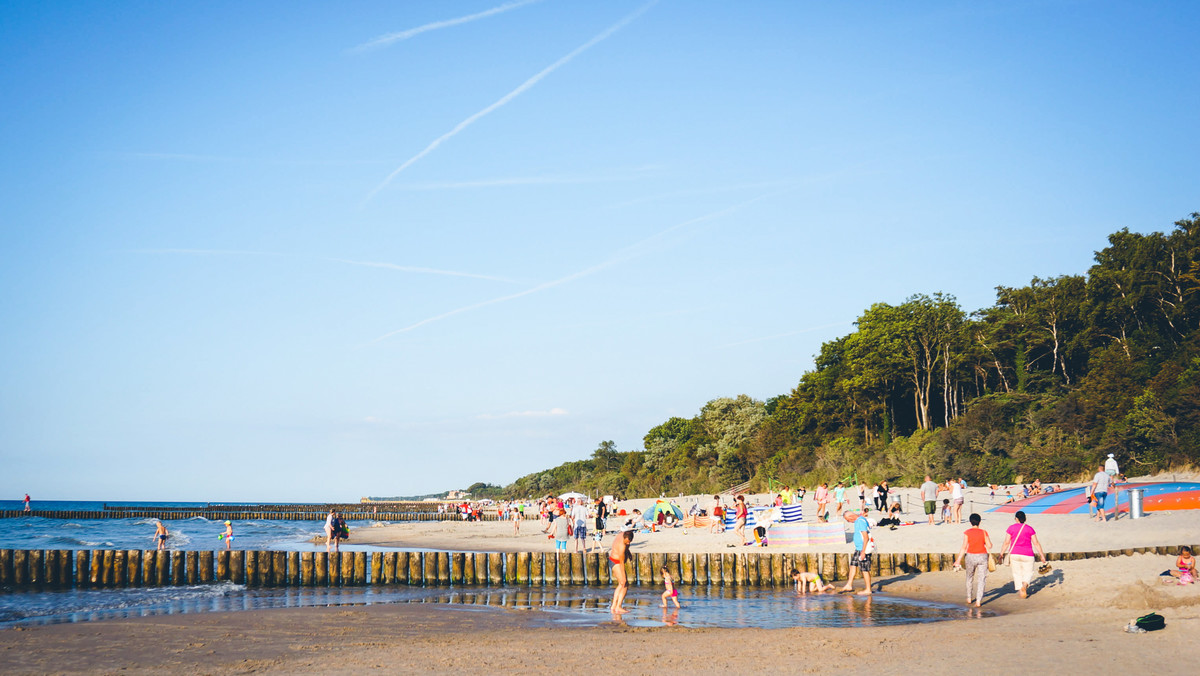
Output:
2,1,1197,502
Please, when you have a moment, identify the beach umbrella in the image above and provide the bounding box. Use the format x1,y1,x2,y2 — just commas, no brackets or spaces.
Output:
559,491,588,501
649,500,683,520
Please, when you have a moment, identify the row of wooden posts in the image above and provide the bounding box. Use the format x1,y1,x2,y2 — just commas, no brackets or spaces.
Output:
0,510,498,522
1,545,1193,591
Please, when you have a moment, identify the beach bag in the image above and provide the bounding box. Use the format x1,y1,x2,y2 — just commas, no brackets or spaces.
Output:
567,523,573,537
863,534,876,555
1135,612,1165,631
987,554,996,572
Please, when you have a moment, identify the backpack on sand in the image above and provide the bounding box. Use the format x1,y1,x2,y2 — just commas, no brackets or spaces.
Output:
1135,612,1165,631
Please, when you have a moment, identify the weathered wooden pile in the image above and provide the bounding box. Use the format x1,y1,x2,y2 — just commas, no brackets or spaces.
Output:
0,544,1192,591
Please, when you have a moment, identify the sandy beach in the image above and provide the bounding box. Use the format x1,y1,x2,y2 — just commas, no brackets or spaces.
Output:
2,552,1197,675
342,486,1200,556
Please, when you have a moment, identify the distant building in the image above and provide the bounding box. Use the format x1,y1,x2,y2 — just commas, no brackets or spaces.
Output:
446,490,471,500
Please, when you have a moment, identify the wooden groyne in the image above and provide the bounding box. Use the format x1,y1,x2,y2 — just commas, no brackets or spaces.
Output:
0,509,498,522
0,545,1193,591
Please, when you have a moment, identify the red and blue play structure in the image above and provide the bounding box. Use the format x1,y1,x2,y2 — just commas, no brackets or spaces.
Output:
992,481,1200,515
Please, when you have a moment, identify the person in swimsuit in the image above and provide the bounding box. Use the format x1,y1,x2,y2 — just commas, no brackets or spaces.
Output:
1171,546,1195,583
609,528,635,614
709,495,724,534
154,520,169,551
660,566,681,608
221,521,234,550
511,505,521,536
791,569,834,594
733,495,748,545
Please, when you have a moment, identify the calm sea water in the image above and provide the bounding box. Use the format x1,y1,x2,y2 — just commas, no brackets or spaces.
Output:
0,584,990,630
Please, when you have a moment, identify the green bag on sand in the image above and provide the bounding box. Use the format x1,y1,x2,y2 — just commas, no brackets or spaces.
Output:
1135,612,1166,631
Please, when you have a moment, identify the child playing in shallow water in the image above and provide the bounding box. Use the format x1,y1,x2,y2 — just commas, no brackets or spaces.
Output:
791,568,834,594
660,567,681,608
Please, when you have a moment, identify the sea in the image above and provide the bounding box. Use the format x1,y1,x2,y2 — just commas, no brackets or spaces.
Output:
0,500,989,629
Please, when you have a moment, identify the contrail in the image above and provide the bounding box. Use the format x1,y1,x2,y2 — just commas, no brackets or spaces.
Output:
365,184,797,345
352,0,546,51
332,258,520,283
363,0,659,205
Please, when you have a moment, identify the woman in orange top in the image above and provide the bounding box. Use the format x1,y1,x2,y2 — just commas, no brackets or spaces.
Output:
953,513,993,607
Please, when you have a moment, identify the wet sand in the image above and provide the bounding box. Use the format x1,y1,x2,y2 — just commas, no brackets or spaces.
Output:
2,555,1198,674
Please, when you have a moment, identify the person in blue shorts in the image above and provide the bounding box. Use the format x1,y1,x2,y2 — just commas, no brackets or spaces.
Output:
841,508,874,595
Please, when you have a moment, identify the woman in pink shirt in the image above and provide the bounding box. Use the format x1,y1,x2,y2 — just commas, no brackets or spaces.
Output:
999,510,1047,599
814,483,829,521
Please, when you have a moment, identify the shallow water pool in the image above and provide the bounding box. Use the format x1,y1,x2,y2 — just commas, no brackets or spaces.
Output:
0,584,992,629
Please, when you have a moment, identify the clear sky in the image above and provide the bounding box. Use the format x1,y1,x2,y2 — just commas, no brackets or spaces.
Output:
2,1,1197,502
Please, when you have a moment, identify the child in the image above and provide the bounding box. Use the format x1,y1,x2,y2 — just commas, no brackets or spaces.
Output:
1171,546,1196,584
790,568,834,594
154,520,169,551
551,508,569,551
221,521,234,550
660,567,681,608
511,506,521,536
940,499,950,523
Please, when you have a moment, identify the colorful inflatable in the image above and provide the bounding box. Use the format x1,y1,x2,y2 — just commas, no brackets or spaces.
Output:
991,481,1200,515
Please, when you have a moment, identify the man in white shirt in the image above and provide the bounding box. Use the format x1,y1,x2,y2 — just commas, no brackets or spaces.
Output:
570,498,591,553
1090,464,1112,523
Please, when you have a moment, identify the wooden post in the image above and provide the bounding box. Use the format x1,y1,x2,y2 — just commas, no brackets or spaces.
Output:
835,553,849,581
488,552,504,586
597,552,611,586
353,552,366,585
906,553,920,574
13,549,28,587
199,551,215,584
275,551,289,586
301,552,315,586
287,551,299,586
315,552,328,586
451,553,465,585
341,551,356,586
229,550,245,585
679,553,694,586
246,549,260,586
770,553,785,586
505,552,519,585
569,552,585,585
166,551,182,586
111,550,128,587
750,553,765,586
649,553,664,586
694,553,709,587
382,552,396,584
437,552,451,585
44,550,60,587
736,553,751,586
704,554,719,586
214,550,228,582
585,552,600,585
396,551,410,585
74,550,89,588
530,552,543,586
59,550,74,587
129,550,145,586
409,552,423,586
185,551,199,585
717,553,732,586
633,552,649,586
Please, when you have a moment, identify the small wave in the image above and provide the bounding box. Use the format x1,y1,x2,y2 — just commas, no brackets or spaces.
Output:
186,516,211,522
62,523,84,529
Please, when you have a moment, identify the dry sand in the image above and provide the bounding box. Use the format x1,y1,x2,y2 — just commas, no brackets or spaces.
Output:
2,555,1197,675
344,487,1200,555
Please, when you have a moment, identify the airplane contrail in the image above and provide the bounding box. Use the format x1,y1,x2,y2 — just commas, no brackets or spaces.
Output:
353,0,546,51
365,184,798,345
362,0,659,205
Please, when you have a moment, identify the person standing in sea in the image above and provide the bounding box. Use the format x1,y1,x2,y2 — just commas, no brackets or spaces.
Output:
155,520,169,551
840,507,874,595
23,493,31,513
609,528,634,614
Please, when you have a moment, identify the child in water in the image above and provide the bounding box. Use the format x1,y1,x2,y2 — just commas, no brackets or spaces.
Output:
221,521,234,550
154,521,169,551
791,568,835,594
660,567,681,608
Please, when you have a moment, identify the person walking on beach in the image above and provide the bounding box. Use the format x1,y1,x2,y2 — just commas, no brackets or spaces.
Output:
999,510,1046,599
511,505,522,536
570,498,589,553
660,566,681,608
841,507,874,595
857,481,868,512
733,495,748,545
950,479,965,524
609,528,634,614
154,520,169,551
953,513,993,607
550,507,569,551
709,495,724,533
1105,453,1121,520
1090,464,1112,523
833,482,847,516
875,481,889,511
815,483,829,521
920,476,939,525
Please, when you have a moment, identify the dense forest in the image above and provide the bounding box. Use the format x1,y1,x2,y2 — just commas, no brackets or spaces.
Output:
470,214,1200,500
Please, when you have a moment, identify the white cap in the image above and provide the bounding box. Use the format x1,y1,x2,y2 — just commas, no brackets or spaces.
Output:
1108,453,1115,458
